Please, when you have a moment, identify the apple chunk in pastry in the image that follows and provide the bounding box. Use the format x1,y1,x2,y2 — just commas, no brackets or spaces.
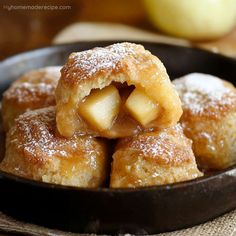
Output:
110,124,202,188
173,73,236,170
78,85,121,131
125,88,160,126
56,42,182,138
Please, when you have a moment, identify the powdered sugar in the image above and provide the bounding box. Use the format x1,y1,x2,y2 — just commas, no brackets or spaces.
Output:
19,66,61,84
125,124,191,165
10,107,97,160
62,42,145,83
4,83,56,103
173,73,236,116
3,66,61,105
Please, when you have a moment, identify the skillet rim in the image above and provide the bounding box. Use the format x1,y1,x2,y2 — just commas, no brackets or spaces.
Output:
0,164,236,193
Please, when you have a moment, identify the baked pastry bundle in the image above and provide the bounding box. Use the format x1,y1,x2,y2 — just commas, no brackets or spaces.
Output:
0,43,209,188
2,66,61,131
173,73,236,170
56,43,182,138
0,107,108,187
110,124,202,188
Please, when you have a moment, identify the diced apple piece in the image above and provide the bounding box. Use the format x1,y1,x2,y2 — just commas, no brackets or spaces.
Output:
78,85,121,131
125,88,159,126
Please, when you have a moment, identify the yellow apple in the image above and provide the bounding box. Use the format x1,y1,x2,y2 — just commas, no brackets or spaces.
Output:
144,0,236,40
78,85,121,131
125,88,159,126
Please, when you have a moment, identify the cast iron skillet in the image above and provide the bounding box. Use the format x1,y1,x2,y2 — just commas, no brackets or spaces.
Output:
0,41,236,235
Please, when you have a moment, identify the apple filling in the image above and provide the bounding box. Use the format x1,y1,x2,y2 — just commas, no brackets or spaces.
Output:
78,84,160,133
125,88,160,126
78,85,121,131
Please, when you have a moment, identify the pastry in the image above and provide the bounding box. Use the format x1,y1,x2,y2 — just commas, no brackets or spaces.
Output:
2,66,61,131
110,124,202,188
0,107,109,187
56,42,182,138
173,73,236,170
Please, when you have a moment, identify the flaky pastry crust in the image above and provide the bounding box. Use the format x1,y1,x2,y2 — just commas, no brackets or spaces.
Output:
56,42,182,138
110,124,202,188
0,107,109,187
174,73,236,169
2,66,61,131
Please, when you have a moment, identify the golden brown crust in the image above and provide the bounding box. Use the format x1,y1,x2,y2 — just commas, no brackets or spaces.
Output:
174,73,236,169
2,67,61,131
56,42,182,138
0,107,109,187
173,73,236,120
116,125,193,166
110,124,202,188
180,113,236,169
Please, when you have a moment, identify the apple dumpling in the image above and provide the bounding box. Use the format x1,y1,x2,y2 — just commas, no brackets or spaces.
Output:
2,66,61,131
173,73,236,170
0,107,109,187
56,42,182,138
110,124,202,188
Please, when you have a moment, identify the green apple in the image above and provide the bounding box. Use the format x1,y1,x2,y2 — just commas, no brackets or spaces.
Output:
144,0,236,40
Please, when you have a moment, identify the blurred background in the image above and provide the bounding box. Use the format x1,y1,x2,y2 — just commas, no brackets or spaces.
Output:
0,0,236,60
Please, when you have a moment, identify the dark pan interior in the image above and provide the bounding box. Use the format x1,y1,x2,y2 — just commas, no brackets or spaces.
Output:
0,41,236,234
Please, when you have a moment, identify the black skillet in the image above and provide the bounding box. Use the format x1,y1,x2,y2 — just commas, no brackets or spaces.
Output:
0,41,236,235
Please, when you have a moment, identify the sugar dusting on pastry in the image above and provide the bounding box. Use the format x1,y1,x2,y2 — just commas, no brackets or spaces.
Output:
1,106,108,187
116,124,193,166
18,66,61,84
4,83,56,104
61,43,148,84
56,42,183,138
2,66,61,131
173,73,236,117
111,124,202,187
11,107,97,160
